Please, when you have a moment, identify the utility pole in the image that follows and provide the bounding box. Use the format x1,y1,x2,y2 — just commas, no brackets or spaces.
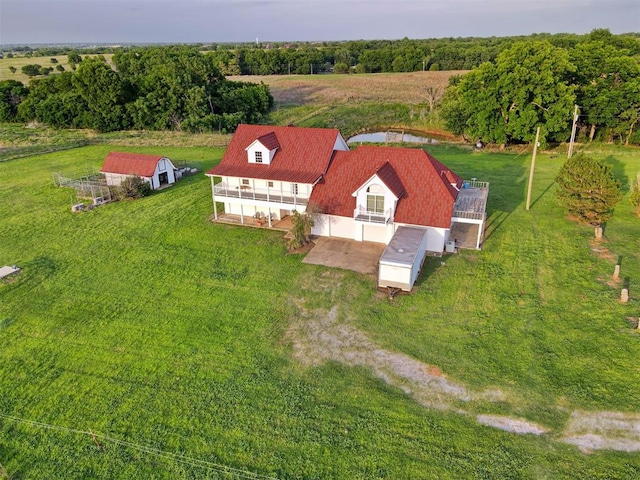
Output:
526,126,541,211
567,104,579,159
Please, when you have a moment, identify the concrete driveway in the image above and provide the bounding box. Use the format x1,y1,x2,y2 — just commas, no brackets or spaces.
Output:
303,237,386,275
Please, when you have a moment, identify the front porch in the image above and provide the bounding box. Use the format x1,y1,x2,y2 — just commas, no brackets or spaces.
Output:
212,213,294,231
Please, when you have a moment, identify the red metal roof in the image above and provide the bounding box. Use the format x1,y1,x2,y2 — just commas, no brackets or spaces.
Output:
256,132,280,151
101,152,165,178
310,146,462,228
207,124,342,184
374,161,405,199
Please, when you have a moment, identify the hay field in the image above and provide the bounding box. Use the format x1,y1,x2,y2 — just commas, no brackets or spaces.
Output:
229,71,466,107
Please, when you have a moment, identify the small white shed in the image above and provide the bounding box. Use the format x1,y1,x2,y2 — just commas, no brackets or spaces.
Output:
378,226,429,292
101,152,176,190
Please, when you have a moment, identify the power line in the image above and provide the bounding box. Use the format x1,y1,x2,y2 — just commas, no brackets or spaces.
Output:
0,412,278,480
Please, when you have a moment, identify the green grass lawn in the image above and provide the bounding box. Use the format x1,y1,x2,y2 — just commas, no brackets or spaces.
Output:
1,143,640,478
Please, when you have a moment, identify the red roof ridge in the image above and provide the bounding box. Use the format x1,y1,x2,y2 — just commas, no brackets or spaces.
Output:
101,151,168,177
375,161,405,198
256,131,280,150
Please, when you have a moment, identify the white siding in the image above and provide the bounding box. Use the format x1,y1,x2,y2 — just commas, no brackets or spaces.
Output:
104,173,152,188
378,264,412,291
353,176,398,219
246,142,275,164
333,134,350,152
362,223,388,243
312,214,355,239
425,227,446,252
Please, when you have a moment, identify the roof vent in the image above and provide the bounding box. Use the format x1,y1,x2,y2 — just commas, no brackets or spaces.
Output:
398,248,405,253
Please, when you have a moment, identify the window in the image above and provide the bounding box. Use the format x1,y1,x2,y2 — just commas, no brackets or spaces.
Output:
267,181,274,188
242,179,250,186
366,184,385,214
291,183,299,195
255,152,263,163
367,194,385,214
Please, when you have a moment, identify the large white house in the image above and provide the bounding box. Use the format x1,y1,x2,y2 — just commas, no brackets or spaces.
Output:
101,152,176,190
206,124,349,225
206,124,488,289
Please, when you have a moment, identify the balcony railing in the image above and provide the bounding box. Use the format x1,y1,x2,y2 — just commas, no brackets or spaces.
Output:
214,182,308,206
353,205,393,224
452,179,489,221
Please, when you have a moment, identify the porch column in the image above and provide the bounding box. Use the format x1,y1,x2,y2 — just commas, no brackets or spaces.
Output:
268,206,272,228
240,203,244,224
476,220,483,249
210,176,218,220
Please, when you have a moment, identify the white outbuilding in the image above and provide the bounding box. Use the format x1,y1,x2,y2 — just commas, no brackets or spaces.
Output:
101,152,176,190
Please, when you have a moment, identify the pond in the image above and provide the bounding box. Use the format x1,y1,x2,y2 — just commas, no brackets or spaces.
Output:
346,131,441,145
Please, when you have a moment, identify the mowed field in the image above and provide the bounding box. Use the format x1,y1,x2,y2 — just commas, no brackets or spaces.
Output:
1,141,640,478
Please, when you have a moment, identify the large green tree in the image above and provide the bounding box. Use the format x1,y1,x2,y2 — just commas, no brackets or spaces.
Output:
441,41,576,145
0,80,29,121
114,46,271,132
555,153,622,233
570,41,640,143
72,57,129,131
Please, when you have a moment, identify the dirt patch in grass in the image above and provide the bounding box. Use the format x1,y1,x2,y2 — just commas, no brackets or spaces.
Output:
476,415,549,435
563,410,640,453
286,279,640,450
286,301,504,410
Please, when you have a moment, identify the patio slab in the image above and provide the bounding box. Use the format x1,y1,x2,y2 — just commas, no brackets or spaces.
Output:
303,237,386,275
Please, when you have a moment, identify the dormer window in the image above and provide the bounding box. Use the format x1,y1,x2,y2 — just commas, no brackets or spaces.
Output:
246,132,279,165
366,184,385,214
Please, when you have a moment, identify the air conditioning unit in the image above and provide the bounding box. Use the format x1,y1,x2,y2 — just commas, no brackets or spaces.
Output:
445,240,456,253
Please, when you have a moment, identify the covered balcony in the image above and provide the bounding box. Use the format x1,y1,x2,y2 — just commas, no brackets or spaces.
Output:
213,182,308,207
353,205,394,224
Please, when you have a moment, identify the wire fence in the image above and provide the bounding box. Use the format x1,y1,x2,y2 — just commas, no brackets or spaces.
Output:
0,412,278,479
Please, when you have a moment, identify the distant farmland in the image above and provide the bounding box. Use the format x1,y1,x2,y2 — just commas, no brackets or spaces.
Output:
229,70,467,107
0,54,115,84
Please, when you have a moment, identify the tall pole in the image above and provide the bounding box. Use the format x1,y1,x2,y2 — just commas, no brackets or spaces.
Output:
567,104,579,159
526,126,541,211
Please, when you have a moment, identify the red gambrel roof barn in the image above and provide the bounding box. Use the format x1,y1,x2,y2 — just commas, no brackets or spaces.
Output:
101,152,177,190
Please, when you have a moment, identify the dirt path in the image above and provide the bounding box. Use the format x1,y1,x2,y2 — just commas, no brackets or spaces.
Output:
286,295,640,452
563,411,640,452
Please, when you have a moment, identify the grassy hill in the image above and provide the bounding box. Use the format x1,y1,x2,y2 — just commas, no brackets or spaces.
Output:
1,142,639,478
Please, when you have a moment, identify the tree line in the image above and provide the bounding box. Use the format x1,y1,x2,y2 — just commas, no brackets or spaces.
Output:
0,47,273,132
5,30,638,76
440,29,640,146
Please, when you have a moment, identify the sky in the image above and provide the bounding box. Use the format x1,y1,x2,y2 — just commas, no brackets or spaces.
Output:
1,0,639,45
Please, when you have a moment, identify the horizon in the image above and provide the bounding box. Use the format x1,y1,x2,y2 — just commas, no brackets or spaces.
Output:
1,0,638,46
